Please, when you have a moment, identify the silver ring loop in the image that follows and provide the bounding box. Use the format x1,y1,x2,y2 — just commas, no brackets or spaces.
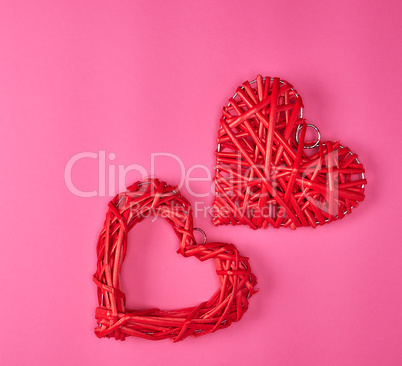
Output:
193,227,207,244
295,123,321,149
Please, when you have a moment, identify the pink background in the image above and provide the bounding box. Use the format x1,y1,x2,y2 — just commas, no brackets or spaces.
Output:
1,1,402,365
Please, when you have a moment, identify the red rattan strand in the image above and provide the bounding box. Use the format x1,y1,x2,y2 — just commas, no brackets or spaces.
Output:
212,75,367,229
93,178,258,342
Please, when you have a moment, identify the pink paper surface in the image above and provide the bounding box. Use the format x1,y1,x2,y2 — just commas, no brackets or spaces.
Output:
1,1,402,365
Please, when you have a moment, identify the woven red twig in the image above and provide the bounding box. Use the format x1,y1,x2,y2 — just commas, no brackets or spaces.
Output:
212,75,367,229
93,178,257,342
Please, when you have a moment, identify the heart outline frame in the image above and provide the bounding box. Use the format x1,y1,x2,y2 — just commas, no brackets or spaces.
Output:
93,178,258,342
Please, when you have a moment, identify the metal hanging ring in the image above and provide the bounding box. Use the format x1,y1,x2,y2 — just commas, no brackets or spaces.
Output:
193,227,207,244
295,123,321,149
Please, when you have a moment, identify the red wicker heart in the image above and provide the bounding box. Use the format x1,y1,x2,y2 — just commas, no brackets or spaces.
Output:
212,75,367,229
93,178,257,342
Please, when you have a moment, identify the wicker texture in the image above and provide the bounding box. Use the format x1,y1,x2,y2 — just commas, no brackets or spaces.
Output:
93,178,257,342
213,75,367,229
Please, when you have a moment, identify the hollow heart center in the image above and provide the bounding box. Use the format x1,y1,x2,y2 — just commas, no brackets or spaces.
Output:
121,217,217,310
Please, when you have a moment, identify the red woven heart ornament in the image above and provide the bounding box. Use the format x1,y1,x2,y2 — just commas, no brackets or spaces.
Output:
212,75,367,229
93,178,257,342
